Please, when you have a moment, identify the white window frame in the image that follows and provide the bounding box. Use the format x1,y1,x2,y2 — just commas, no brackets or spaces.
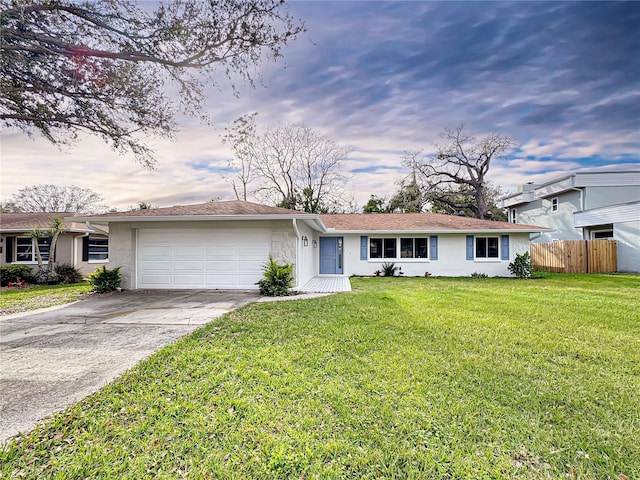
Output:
14,237,51,264
368,236,430,261
551,197,559,213
590,228,614,240
510,208,517,224
87,236,109,263
474,236,500,261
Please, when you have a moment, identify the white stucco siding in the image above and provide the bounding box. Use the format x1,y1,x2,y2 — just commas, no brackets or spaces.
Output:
341,233,531,277
614,221,640,273
107,222,136,289
295,221,317,288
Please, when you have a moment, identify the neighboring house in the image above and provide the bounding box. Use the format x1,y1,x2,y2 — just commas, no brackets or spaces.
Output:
0,212,109,276
72,201,546,291
501,170,640,273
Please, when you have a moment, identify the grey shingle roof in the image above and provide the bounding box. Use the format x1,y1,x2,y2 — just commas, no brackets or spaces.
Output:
0,212,98,232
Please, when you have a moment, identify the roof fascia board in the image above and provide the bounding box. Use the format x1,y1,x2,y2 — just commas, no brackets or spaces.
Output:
321,228,549,235
70,214,323,224
0,228,95,234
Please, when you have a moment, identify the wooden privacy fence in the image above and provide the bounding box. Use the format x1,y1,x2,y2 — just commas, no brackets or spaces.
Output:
530,240,617,273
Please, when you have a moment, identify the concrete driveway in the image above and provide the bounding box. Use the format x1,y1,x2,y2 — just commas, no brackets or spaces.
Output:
0,290,260,443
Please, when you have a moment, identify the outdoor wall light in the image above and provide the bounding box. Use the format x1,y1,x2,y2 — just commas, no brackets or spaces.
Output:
312,239,318,248
302,235,309,247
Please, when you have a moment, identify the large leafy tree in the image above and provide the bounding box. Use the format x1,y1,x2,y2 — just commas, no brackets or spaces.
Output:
0,0,304,167
3,184,106,213
404,124,514,220
387,174,426,213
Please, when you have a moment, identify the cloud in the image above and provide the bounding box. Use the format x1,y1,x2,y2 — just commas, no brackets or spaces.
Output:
1,1,638,210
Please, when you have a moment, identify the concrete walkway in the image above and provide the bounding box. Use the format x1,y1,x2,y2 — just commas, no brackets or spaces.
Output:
0,290,260,443
299,276,352,293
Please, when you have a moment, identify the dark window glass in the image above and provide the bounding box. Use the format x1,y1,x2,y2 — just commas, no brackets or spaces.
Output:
593,230,613,239
400,238,413,258
487,237,499,258
88,237,109,261
38,237,51,261
476,237,499,258
16,237,33,262
369,238,382,258
383,238,397,258
476,237,487,258
415,238,428,258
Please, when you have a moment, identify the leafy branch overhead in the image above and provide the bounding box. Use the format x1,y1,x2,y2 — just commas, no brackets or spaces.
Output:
0,0,305,167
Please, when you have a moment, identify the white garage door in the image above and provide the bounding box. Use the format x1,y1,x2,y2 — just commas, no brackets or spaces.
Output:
137,228,271,289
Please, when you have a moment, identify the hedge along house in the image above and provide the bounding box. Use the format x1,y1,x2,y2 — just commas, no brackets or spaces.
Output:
0,212,109,277
72,201,547,292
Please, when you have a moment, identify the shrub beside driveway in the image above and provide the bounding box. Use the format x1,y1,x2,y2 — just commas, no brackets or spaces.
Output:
0,283,91,316
1,274,639,479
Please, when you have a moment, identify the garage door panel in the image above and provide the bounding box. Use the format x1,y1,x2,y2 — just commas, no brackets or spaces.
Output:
141,260,172,271
205,274,238,286
173,261,204,271
138,228,274,289
205,260,236,270
142,246,172,257
172,274,206,285
237,274,261,285
140,274,172,285
174,246,203,257
205,250,237,260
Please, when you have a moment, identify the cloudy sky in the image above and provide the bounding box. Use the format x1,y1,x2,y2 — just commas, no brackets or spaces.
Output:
1,1,639,210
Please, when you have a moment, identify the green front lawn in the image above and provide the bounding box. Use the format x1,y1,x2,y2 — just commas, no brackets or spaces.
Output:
2,274,639,478
0,282,91,315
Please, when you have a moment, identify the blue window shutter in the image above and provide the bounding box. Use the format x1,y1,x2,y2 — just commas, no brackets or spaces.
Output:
360,236,368,260
501,235,510,261
430,235,438,260
466,235,474,260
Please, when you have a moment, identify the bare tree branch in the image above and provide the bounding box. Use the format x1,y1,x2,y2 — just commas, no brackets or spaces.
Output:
403,124,514,220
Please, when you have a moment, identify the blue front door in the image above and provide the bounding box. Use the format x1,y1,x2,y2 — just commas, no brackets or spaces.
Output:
319,237,344,274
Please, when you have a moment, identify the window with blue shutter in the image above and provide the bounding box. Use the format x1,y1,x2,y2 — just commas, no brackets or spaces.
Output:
430,235,438,260
501,235,510,260
360,236,368,260
466,235,474,260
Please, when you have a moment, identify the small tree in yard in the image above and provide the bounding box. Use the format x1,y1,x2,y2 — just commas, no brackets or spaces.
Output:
508,252,532,279
256,255,293,296
29,216,64,284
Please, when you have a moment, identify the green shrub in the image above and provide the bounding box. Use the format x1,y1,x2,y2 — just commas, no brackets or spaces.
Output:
33,269,60,284
471,271,488,278
88,266,122,293
256,255,293,296
54,263,84,284
0,264,33,286
381,262,398,277
508,251,532,279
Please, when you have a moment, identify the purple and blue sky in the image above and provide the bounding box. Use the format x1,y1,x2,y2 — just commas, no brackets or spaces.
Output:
1,1,639,210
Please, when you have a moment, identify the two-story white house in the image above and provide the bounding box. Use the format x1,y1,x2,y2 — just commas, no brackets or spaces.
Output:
501,170,640,273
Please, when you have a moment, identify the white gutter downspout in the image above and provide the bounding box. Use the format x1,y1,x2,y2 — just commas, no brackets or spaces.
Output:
292,219,301,289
